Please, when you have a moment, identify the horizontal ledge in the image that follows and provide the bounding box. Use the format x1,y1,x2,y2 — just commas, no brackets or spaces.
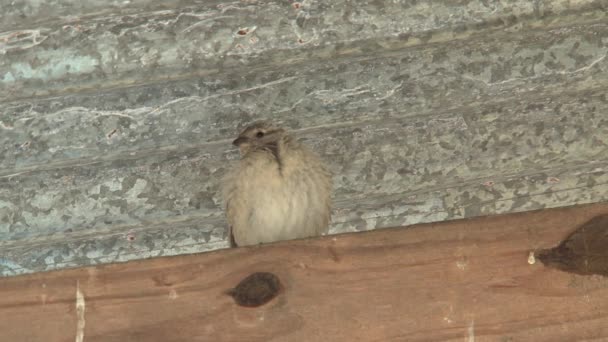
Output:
1,5,606,101
2,84,607,177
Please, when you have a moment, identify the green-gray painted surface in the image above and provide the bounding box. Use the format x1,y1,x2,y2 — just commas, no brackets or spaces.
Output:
1,0,607,276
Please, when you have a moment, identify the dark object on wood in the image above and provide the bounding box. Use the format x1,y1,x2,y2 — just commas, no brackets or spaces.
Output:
226,272,282,307
537,215,608,277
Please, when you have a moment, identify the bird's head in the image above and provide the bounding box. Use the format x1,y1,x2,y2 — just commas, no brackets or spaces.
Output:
232,121,286,155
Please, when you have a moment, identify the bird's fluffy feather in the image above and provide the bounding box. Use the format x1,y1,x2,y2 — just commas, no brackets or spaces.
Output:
222,122,331,246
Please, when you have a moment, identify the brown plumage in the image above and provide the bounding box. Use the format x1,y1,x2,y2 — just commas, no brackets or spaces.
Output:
222,121,332,247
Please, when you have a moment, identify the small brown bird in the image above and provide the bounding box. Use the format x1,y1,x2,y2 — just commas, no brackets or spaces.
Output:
222,121,332,247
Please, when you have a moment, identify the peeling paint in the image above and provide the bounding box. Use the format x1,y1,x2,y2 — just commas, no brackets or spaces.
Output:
466,320,475,342
75,281,86,342
3,51,98,83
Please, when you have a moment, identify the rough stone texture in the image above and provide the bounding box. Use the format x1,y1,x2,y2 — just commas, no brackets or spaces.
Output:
1,0,607,276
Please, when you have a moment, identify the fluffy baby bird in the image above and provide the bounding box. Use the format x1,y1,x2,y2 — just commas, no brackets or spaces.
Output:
222,121,332,247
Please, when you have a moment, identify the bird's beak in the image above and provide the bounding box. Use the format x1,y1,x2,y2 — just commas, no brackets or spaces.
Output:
232,137,249,146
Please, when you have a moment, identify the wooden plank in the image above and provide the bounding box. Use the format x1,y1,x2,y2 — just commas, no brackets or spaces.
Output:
2,203,608,341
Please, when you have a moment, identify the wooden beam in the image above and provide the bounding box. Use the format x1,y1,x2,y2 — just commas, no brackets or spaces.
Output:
2,203,608,341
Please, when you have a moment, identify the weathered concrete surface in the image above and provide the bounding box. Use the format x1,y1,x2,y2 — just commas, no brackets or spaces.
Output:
1,0,607,275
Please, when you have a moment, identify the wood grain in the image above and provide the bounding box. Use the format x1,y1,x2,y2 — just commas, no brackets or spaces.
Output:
2,203,608,341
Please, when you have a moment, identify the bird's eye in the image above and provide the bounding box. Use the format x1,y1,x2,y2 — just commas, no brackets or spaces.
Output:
256,131,265,138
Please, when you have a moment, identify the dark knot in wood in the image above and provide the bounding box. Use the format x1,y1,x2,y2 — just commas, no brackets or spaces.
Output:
226,272,282,307
537,214,608,277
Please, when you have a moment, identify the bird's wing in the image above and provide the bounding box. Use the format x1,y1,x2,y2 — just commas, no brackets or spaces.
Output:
225,198,238,247
228,225,237,247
